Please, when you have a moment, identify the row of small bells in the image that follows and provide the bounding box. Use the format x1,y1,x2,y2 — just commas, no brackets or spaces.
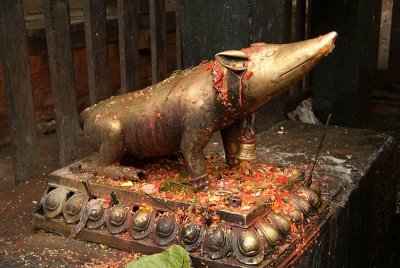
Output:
40,180,321,266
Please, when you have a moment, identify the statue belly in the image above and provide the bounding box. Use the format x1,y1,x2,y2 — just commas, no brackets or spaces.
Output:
122,114,182,159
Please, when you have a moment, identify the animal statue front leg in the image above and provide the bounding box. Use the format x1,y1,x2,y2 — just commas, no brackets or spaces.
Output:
180,124,214,190
220,122,241,167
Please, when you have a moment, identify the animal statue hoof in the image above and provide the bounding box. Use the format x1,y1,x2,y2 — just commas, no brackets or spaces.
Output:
189,174,209,191
225,154,239,167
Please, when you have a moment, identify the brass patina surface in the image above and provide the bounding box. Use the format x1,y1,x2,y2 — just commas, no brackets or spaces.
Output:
79,32,337,189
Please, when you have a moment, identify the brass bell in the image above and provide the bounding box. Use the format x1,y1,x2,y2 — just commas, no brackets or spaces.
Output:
236,127,257,161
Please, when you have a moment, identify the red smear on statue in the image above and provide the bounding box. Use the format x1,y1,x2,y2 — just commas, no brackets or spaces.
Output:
205,62,213,71
214,68,224,88
212,60,235,113
244,71,253,80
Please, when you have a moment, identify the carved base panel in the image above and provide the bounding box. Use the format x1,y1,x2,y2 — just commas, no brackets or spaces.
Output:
33,155,332,267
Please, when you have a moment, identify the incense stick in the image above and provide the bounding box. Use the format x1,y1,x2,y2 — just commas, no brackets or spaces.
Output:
306,113,332,187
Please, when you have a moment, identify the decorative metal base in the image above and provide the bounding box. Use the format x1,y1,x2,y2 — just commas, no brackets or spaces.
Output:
33,155,331,267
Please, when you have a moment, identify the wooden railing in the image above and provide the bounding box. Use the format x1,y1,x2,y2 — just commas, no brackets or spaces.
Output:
0,0,172,184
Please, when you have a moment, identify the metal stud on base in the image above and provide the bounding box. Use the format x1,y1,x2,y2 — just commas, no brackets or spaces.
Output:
43,188,70,219
86,199,106,230
178,222,204,252
204,225,232,260
130,209,155,240
232,229,264,265
105,205,131,234
153,215,178,246
32,155,330,268
63,193,89,224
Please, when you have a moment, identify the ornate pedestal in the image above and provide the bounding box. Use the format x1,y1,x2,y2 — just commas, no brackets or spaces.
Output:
33,153,328,267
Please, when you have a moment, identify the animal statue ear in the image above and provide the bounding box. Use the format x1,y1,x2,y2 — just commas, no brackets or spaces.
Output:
215,50,248,71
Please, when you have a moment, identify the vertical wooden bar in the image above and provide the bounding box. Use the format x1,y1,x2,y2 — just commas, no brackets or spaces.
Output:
389,0,400,70
83,0,111,104
181,0,251,68
118,0,139,93
291,0,307,95
295,0,306,41
304,0,313,89
149,0,167,83
311,0,375,127
250,0,292,43
43,0,81,165
306,0,312,39
175,0,183,70
372,0,382,72
251,0,292,132
0,0,38,183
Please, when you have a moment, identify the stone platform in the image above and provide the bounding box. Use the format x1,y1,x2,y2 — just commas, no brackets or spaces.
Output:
1,121,398,267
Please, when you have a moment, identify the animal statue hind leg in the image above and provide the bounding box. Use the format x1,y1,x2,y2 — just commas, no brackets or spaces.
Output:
83,117,146,180
96,118,124,165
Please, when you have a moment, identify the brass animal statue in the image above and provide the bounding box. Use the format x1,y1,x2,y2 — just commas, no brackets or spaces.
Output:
80,32,338,190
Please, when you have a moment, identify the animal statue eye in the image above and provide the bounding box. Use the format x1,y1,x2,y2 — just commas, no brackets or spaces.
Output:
266,50,276,57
